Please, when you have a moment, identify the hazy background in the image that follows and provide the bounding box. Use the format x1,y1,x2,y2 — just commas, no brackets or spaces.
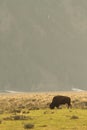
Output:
0,0,87,92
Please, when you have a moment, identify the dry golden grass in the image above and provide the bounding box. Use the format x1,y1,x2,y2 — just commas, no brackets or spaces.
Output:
0,91,87,113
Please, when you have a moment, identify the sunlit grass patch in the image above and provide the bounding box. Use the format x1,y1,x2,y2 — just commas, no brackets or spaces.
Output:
0,108,87,130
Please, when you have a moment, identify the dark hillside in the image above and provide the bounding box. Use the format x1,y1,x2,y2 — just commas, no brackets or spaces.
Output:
0,0,87,91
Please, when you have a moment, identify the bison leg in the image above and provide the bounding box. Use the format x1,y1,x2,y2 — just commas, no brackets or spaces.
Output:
67,104,72,109
69,104,72,108
56,105,60,109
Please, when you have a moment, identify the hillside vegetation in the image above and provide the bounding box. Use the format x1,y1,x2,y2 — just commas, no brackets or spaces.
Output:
0,91,87,112
0,92,87,130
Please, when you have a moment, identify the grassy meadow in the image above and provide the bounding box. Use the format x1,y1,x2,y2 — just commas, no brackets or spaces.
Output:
0,91,87,130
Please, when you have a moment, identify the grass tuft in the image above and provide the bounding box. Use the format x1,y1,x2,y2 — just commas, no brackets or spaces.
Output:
70,115,79,119
24,123,34,129
3,115,30,120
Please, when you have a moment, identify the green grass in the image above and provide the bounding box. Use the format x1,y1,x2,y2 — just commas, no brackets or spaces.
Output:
0,108,87,130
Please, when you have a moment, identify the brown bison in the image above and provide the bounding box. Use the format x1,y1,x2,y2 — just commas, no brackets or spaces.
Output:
50,95,72,109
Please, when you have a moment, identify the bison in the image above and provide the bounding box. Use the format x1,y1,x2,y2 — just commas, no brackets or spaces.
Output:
50,95,72,109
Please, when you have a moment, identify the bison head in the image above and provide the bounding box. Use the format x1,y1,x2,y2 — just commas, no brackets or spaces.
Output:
49,103,55,109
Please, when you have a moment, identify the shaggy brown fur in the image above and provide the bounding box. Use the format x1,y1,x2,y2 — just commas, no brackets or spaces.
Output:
50,95,72,109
